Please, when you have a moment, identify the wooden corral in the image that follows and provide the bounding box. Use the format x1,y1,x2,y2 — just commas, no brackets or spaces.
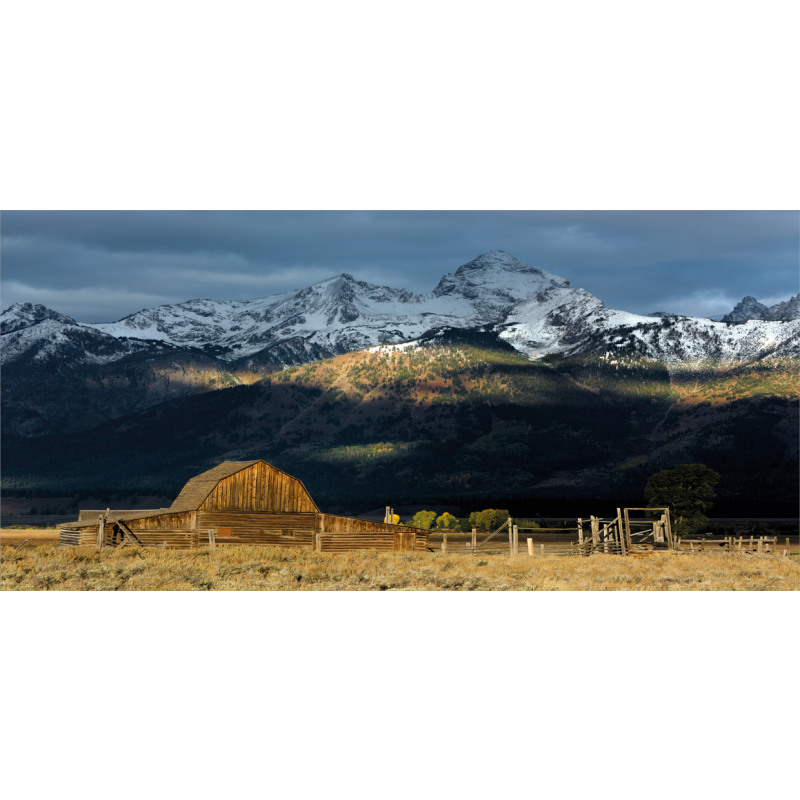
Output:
59,461,428,552
431,508,676,557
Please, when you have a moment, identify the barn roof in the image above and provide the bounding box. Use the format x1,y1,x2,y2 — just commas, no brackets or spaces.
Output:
62,460,320,528
168,461,263,512
64,509,178,529
167,459,319,512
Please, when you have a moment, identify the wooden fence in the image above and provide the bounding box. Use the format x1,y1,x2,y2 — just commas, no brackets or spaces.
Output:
678,536,790,555
61,515,428,553
429,508,674,557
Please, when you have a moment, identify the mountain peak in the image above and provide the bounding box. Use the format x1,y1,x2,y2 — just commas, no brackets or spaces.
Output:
722,295,774,323
457,250,526,272
0,302,78,335
433,252,570,307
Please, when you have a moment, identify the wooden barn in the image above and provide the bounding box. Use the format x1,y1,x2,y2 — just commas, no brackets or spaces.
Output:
59,460,429,552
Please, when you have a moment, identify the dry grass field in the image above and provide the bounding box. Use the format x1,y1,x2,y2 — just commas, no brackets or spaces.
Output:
0,527,61,547
1,538,798,590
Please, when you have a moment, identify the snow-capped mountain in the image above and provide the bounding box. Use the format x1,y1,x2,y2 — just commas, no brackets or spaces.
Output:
0,302,78,335
721,294,800,323
0,302,176,367
2,252,798,369
497,285,799,362
82,250,568,364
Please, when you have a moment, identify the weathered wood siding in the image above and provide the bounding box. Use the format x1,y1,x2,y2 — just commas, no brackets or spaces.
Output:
125,511,196,531
195,511,316,547
60,527,97,546
198,462,318,513
59,510,428,552
113,529,195,548
318,514,401,534
317,515,429,552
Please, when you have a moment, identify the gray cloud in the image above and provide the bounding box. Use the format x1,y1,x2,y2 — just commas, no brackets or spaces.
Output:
1,211,797,322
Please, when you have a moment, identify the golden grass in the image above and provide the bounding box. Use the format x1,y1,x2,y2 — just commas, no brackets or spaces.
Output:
0,528,61,547
1,544,797,591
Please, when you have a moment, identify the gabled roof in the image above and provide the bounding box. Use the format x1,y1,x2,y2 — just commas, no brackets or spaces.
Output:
167,459,319,512
64,509,183,529
168,461,263,512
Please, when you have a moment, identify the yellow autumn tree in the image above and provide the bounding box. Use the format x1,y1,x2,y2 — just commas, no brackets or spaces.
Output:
436,512,459,531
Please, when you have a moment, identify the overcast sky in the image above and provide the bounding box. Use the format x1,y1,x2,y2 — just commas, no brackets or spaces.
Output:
1,210,797,322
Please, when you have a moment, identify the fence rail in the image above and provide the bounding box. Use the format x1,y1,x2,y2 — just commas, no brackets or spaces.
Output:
678,536,792,554
429,508,675,557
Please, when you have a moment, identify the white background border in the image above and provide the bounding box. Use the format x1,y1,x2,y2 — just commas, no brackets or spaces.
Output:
2,2,798,798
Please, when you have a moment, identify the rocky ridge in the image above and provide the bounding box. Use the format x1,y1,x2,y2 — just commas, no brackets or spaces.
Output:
3,251,798,369
721,294,800,323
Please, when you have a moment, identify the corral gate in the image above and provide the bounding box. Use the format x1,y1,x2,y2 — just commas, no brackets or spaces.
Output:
433,508,674,557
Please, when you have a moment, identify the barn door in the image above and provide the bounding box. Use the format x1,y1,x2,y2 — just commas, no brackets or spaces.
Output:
394,530,414,551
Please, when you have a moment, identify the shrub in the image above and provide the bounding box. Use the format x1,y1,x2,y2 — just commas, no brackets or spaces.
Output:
435,512,459,531
468,509,511,531
410,510,437,530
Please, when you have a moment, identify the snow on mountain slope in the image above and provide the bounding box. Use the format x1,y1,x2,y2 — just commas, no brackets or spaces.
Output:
2,251,798,369
85,251,566,363
1,302,79,335
432,250,569,314
0,308,175,367
499,285,799,362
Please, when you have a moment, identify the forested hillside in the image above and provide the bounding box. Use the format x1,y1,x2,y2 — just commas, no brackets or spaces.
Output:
4,334,796,516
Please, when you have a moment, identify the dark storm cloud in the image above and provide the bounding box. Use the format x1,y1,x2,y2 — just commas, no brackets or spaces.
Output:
1,211,797,322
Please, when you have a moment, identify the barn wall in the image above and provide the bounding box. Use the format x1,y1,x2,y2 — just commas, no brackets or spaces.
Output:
319,515,403,534
317,515,429,552
195,511,316,547
60,527,97,546
112,511,195,548
125,511,196,531
199,462,318,513
59,501,430,553
115,529,195,548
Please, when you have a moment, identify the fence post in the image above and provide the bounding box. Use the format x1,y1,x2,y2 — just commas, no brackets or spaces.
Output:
442,533,448,553
663,509,674,550
508,517,513,556
527,538,534,556
471,527,477,554
621,514,629,556
513,524,519,556
208,528,216,548
96,511,106,551
315,532,321,553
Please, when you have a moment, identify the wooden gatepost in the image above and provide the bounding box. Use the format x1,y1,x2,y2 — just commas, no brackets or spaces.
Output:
621,507,674,553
